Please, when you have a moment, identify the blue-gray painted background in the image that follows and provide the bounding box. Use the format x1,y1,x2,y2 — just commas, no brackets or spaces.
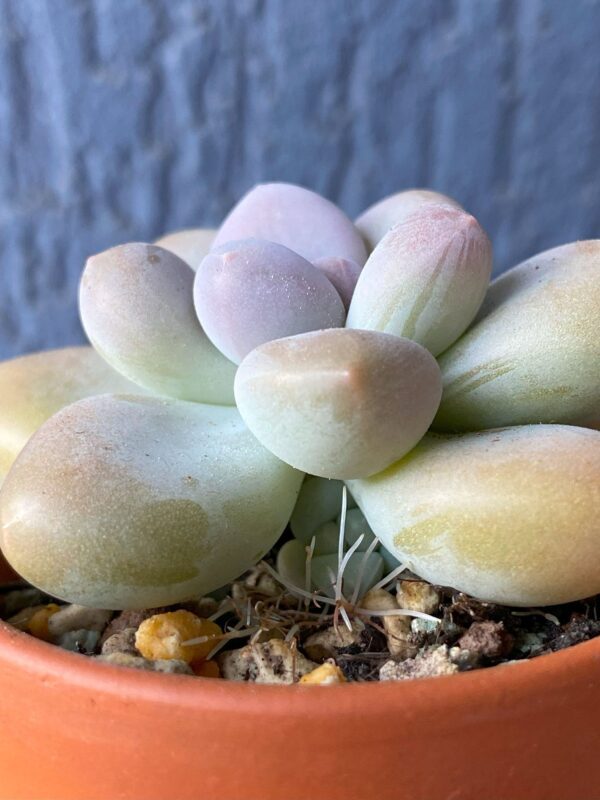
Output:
0,0,599,358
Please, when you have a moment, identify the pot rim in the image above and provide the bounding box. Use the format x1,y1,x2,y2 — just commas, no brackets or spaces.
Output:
2,618,600,720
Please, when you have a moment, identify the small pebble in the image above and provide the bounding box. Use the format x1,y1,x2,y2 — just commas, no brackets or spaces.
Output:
300,660,346,685
231,565,281,605
182,597,219,619
242,565,282,597
48,604,112,640
96,652,194,675
411,618,441,635
250,627,286,644
57,629,101,654
439,618,465,640
379,644,461,681
515,631,546,655
8,603,61,641
448,646,479,670
361,588,416,658
99,608,168,646
231,575,297,611
396,580,440,615
135,610,222,663
304,622,364,661
101,627,139,656
457,621,514,661
548,614,600,652
218,639,316,684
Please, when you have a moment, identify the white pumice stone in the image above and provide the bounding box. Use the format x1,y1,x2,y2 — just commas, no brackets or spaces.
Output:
218,639,317,684
48,605,112,639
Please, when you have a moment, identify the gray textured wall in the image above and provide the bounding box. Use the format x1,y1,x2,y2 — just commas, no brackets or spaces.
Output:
0,0,599,359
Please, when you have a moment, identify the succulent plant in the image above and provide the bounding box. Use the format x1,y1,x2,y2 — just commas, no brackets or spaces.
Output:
194,239,346,363
1,396,302,608
79,243,237,403
277,476,398,600
0,347,143,480
433,240,600,430
346,203,492,356
154,227,216,271
0,182,598,611
348,425,600,606
354,188,462,250
234,329,442,478
212,182,368,265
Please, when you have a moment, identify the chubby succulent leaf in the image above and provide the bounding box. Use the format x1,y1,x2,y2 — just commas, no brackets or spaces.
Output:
355,188,462,251
290,476,351,545
0,395,303,609
79,243,236,404
347,204,492,356
310,522,342,555
212,182,367,265
434,240,600,431
311,552,384,599
276,539,308,590
235,329,442,479
312,256,362,310
348,425,600,607
194,239,345,364
342,508,377,551
154,228,216,271
0,347,143,478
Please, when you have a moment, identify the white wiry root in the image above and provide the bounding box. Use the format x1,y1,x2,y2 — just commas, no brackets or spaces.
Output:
261,490,441,643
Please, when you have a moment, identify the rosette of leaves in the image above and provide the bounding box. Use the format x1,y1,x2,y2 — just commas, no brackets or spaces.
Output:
0,183,598,611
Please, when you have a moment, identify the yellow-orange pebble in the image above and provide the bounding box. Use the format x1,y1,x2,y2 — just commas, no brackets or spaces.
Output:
8,604,61,641
193,660,221,679
135,610,222,664
299,661,346,685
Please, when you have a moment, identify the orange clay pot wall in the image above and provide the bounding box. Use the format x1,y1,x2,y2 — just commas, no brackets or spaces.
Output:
1,617,599,800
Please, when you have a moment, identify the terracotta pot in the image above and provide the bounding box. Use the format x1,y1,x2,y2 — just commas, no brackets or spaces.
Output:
0,614,599,800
